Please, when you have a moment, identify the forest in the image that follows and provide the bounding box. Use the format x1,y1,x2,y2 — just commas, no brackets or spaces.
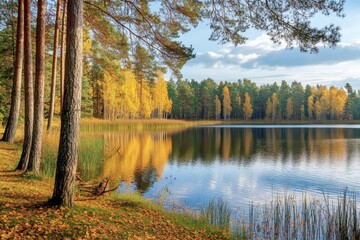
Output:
1,1,357,126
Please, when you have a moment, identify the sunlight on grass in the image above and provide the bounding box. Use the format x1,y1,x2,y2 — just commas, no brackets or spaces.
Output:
41,132,104,180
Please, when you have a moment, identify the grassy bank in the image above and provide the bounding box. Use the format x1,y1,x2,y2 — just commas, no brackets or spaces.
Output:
0,139,229,239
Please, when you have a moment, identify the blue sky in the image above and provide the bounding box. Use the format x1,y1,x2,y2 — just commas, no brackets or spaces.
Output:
177,1,360,87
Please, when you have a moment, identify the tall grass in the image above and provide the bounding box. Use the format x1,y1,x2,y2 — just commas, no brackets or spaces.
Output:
41,133,104,181
201,197,232,230
79,118,221,132
233,190,360,239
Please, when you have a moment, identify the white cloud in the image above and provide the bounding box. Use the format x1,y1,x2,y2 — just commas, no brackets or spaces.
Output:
235,53,259,64
181,59,360,86
242,34,284,52
208,51,222,59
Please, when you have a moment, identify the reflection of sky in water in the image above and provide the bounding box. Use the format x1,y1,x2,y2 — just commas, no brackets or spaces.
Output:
118,126,360,212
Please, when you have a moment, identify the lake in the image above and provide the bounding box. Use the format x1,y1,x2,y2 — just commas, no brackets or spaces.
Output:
43,124,360,213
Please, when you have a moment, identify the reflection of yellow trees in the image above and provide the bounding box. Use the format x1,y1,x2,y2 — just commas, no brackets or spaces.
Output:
101,131,172,187
312,129,346,162
221,128,231,160
215,128,221,155
243,128,253,159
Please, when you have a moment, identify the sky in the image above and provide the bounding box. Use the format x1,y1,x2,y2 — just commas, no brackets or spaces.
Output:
176,1,360,87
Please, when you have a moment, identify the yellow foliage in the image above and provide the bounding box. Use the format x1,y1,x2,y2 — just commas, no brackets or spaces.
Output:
215,95,221,120
222,86,232,120
153,71,172,118
243,92,253,120
139,81,153,119
286,98,293,120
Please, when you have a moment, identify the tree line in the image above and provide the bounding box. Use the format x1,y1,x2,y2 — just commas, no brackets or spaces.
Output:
0,0,345,207
166,79,360,121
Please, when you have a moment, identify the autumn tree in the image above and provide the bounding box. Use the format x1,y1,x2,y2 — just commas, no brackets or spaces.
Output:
315,100,322,120
319,86,330,120
222,86,231,120
153,72,172,119
1,0,23,143
243,92,252,120
215,95,221,120
286,98,294,120
119,71,141,119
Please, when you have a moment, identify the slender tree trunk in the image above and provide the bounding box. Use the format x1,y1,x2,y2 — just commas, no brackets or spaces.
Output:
59,0,67,110
50,0,83,207
27,0,46,173
47,0,62,131
16,0,33,171
1,0,24,143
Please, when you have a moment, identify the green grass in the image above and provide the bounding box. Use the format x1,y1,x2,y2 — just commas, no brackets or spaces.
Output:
41,133,104,180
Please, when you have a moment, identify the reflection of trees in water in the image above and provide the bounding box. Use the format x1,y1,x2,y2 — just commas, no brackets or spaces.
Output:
87,127,360,192
101,131,172,192
169,127,360,165
133,167,157,193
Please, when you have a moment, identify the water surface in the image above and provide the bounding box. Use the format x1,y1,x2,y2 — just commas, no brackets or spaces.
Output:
44,125,360,211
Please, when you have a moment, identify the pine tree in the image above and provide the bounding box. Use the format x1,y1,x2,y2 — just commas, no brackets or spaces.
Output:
1,0,24,143
286,98,294,120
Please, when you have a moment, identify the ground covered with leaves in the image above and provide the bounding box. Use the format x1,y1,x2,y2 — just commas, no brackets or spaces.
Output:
0,141,229,239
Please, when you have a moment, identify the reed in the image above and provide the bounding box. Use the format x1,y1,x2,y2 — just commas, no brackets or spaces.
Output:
233,190,360,239
201,197,232,230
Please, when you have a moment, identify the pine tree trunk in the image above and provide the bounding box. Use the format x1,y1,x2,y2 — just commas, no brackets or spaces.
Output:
16,0,33,171
50,0,83,207
47,0,62,131
59,0,67,110
1,0,24,144
27,0,46,173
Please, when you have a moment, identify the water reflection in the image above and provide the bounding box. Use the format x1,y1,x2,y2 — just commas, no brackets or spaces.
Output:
101,131,173,192
80,126,360,208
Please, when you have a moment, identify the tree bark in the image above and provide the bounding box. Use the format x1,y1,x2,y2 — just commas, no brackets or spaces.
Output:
27,0,46,173
16,0,33,171
59,0,67,110
50,0,83,207
1,0,24,143
47,0,62,131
